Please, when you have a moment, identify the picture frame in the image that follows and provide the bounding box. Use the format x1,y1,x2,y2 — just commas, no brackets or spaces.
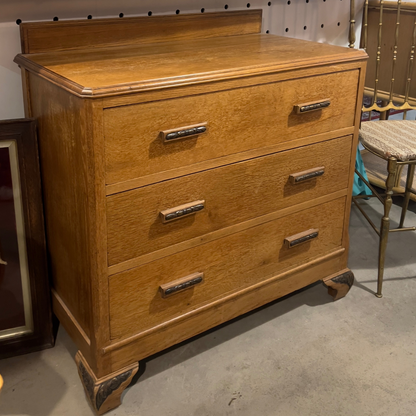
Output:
0,118,53,358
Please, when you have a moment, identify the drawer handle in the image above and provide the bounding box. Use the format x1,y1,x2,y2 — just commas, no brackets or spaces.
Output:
159,272,204,298
160,200,205,223
294,99,330,114
284,229,319,249
289,167,325,184
161,123,207,142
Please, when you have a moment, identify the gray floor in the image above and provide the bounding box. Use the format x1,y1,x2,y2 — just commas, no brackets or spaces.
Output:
1,196,416,416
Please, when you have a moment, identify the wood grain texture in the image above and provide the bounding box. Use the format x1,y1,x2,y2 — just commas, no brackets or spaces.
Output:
19,11,262,54
106,127,355,195
20,69,32,117
0,119,53,358
109,197,346,340
107,136,352,265
17,14,367,394
28,76,111,376
108,189,348,276
52,289,92,364
28,76,95,340
103,249,346,369
14,35,367,98
104,70,359,185
102,61,367,109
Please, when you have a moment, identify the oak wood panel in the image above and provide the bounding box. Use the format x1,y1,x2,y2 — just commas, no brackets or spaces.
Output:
14,35,367,98
108,189,347,275
20,69,32,117
20,11,262,54
109,197,346,340
83,99,112,377
28,75,95,339
104,71,359,185
52,289,92,364
104,250,346,370
16,13,368,390
106,127,355,195
102,61,367,109
107,136,352,265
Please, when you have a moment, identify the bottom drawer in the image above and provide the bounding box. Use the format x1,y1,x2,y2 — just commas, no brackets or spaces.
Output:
109,197,346,340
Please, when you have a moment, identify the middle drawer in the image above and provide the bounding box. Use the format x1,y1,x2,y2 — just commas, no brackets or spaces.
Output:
107,136,352,266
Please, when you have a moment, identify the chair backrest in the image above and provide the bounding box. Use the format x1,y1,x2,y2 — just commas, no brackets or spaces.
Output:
351,0,416,118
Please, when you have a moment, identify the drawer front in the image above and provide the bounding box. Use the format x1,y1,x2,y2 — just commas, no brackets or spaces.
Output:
107,136,352,265
109,197,346,340
104,70,359,185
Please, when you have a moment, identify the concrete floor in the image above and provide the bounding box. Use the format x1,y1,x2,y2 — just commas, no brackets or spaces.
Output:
1,196,416,416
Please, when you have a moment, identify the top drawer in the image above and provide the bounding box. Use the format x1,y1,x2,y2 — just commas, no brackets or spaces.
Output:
104,70,359,185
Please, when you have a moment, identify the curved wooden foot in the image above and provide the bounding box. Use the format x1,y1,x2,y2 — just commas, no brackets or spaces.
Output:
75,352,139,415
323,270,354,301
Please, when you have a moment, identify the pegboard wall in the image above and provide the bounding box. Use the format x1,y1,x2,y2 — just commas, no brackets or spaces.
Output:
0,0,364,120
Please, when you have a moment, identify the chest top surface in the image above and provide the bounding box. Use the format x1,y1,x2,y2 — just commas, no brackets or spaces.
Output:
15,33,367,98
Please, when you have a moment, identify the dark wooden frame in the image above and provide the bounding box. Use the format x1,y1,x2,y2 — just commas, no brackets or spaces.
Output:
0,119,53,358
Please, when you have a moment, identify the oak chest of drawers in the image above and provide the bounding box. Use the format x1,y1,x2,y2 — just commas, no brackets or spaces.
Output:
15,10,367,414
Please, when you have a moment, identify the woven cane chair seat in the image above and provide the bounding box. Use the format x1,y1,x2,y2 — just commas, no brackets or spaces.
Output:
359,120,416,161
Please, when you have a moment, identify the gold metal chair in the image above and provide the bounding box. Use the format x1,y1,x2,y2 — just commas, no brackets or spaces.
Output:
350,0,416,297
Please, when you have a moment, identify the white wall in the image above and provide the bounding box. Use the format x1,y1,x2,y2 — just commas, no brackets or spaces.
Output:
0,0,363,120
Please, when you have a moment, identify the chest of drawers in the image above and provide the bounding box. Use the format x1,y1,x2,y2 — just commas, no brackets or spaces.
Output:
15,10,367,414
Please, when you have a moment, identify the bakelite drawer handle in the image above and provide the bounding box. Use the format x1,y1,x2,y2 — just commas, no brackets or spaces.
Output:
284,229,319,249
160,200,205,223
294,99,330,114
160,123,207,142
289,167,325,184
159,272,204,298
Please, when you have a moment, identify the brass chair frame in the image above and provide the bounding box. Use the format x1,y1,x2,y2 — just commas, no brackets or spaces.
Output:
353,151,416,297
349,0,416,297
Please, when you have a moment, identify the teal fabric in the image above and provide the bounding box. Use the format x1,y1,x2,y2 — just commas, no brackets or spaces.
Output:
353,147,372,196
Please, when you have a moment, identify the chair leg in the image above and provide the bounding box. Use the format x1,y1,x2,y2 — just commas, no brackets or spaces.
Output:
394,165,404,188
399,163,415,228
377,157,398,298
